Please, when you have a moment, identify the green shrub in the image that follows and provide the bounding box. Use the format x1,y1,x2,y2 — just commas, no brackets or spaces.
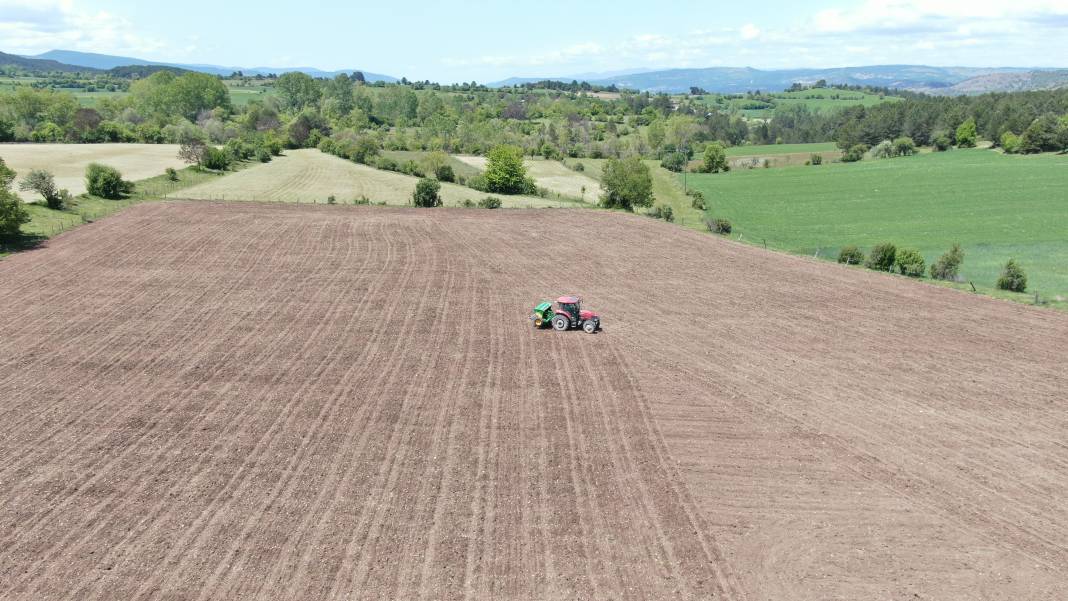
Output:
930,243,964,281
865,242,897,271
688,189,706,210
0,190,30,236
85,163,132,199
933,134,952,151
376,156,399,172
660,152,687,172
461,198,475,207
434,164,455,183
837,245,865,265
872,140,894,159
484,145,529,194
165,167,179,181
201,147,231,171
352,195,370,205
895,248,926,277
572,162,585,172
600,156,653,210
477,196,502,209
809,153,823,165
997,259,1027,292
255,146,272,163
705,217,732,234
698,142,729,173
327,194,337,205
1000,131,1021,154
842,144,868,162
956,118,978,148
401,160,425,178
892,136,916,156
412,177,442,207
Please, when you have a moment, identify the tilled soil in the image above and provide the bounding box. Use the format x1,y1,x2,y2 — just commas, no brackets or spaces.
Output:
1,202,1065,600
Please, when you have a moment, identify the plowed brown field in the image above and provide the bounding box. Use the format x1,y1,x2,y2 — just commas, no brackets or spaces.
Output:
1,201,1066,600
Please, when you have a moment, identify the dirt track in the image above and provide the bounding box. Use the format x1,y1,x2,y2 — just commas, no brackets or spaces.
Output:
1,202,1066,600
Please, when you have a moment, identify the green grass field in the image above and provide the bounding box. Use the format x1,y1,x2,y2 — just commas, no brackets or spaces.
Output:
725,142,839,157
688,149,1068,303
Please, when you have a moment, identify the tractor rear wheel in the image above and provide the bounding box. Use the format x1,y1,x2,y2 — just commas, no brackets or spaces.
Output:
583,320,598,334
552,314,569,331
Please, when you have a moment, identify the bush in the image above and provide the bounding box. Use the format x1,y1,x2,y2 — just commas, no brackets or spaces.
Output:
809,153,823,166
687,189,706,210
1000,131,1021,154
327,195,337,205
837,245,865,265
461,198,475,207
660,152,687,172
478,196,502,209
930,243,964,281
871,141,894,159
996,259,1027,292
400,160,425,178
201,146,231,171
18,169,64,209
376,156,400,172
706,217,732,234
842,144,868,162
165,167,179,181
571,162,585,172
865,242,897,271
933,135,952,151
892,136,916,156
895,248,926,277
649,205,674,222
85,163,132,199
434,164,455,183
698,142,729,173
353,195,370,205
412,177,442,207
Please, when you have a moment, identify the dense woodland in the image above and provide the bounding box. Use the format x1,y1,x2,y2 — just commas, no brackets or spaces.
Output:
2,69,1067,161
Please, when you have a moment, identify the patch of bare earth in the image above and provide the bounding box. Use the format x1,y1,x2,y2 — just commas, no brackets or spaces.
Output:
0,202,1065,600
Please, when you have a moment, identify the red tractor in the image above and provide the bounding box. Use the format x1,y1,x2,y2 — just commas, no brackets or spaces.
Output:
530,296,601,333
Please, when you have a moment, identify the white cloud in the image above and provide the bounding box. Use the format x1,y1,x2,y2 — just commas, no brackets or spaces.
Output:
0,0,168,57
740,24,761,40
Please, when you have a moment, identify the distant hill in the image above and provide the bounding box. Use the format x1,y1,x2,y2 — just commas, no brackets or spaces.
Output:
32,49,397,82
920,70,1068,95
0,50,98,73
492,65,1044,94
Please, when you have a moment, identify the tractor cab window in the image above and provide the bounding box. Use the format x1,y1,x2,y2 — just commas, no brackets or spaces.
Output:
561,303,577,317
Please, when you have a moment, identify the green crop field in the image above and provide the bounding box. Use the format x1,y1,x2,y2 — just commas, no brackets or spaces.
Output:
688,149,1068,301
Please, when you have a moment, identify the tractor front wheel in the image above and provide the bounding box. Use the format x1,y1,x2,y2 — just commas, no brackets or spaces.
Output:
583,320,598,334
552,314,569,331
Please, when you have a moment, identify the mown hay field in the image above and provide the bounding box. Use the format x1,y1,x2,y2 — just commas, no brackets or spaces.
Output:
169,150,576,208
0,143,186,201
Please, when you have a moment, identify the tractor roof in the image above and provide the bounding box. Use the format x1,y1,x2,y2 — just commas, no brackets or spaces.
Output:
556,296,580,304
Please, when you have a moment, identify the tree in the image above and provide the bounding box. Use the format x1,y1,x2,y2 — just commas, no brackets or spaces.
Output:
842,144,868,162
955,118,977,148
0,158,30,236
276,72,321,111
600,156,653,211
434,164,455,182
85,163,132,199
1018,114,1062,154
178,139,208,167
930,243,964,281
18,169,65,209
997,259,1027,292
412,177,442,207
699,142,729,173
484,145,531,194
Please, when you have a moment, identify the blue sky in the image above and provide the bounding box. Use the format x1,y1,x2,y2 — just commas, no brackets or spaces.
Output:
2,0,1067,81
